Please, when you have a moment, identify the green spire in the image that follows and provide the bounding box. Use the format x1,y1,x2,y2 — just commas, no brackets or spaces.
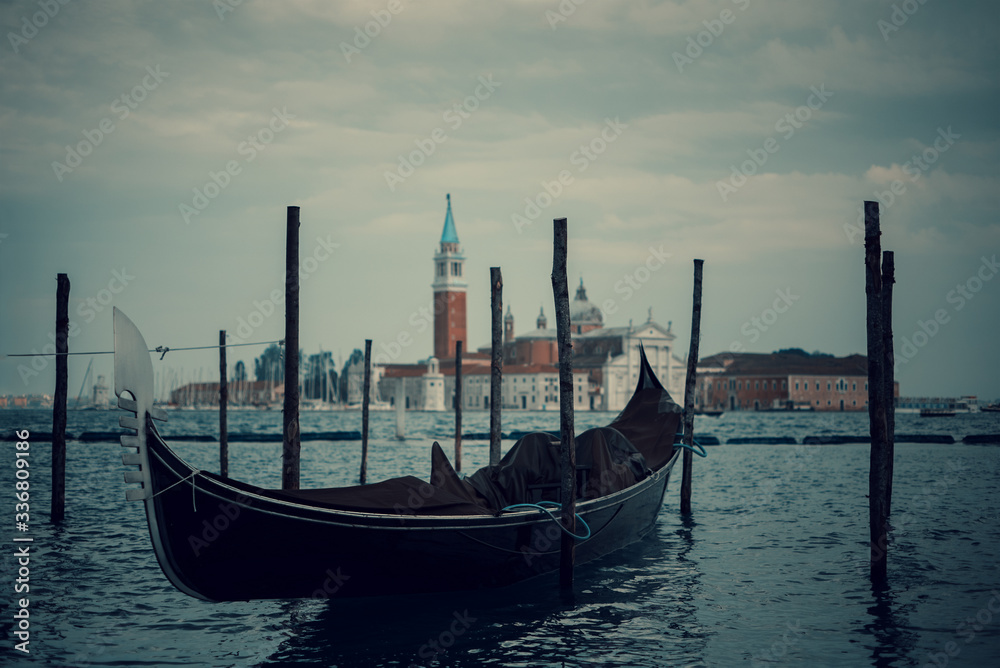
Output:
441,193,459,244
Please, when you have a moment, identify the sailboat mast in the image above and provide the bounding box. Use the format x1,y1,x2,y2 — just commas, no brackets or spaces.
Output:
74,358,94,409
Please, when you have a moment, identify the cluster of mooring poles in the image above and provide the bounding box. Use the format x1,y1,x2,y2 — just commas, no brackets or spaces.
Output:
40,201,893,593
864,201,896,586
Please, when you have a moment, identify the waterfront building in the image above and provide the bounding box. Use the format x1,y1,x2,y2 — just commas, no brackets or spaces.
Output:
169,381,281,407
895,396,978,413
696,350,900,411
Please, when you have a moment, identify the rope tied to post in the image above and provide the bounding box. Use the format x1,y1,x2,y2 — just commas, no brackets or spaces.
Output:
501,501,591,541
674,433,708,458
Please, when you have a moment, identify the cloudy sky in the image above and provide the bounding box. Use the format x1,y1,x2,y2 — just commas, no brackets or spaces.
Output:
1,0,998,402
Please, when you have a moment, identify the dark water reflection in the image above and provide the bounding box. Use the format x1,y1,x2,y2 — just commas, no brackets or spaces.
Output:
253,520,706,667
862,583,917,668
0,409,998,666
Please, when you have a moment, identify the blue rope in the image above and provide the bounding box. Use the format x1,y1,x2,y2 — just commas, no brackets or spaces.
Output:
674,433,708,458
500,501,591,540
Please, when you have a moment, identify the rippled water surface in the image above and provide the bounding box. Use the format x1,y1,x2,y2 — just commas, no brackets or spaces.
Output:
1,409,999,667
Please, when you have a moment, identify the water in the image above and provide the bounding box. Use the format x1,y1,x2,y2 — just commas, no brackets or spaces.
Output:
1,409,999,667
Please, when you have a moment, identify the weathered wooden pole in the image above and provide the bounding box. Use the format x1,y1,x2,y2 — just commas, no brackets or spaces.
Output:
395,378,406,440
282,205,301,490
489,267,503,469
865,200,890,585
551,217,577,593
680,259,704,514
219,330,229,478
882,251,896,514
360,339,372,485
51,273,69,523
454,339,463,472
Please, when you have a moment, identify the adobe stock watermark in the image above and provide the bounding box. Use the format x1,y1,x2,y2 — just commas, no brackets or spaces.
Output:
851,458,969,578
737,288,800,344
230,235,340,343
599,245,671,318
341,0,407,63
730,447,817,529
890,459,968,539
391,469,452,521
546,0,587,30
716,85,833,202
511,117,628,233
187,499,244,557
894,254,997,371
17,268,135,385
213,0,244,21
370,293,461,367
52,65,169,182
878,0,932,41
412,610,477,663
923,590,1000,668
843,126,960,245
68,604,139,667
309,567,350,600
179,107,295,224
383,75,501,192
8,0,71,54
673,0,750,73
751,621,807,666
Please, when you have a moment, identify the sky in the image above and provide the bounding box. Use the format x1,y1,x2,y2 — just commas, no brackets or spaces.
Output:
1,0,998,402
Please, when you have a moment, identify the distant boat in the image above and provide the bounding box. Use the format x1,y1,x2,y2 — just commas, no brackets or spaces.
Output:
695,409,723,417
113,308,685,601
980,403,1000,413
920,408,956,417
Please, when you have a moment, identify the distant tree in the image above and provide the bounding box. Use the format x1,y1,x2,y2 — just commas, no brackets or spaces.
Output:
233,360,247,382
255,344,284,383
773,348,833,358
339,349,364,402
328,369,339,402
305,351,335,400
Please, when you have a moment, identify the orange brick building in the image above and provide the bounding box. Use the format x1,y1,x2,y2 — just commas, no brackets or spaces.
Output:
696,351,899,412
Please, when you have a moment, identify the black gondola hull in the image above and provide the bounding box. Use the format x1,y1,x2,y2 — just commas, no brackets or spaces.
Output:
145,428,678,601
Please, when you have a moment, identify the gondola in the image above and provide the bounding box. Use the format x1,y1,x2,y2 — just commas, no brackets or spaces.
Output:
113,308,684,601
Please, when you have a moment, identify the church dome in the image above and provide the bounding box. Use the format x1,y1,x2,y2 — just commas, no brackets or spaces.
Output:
570,278,603,331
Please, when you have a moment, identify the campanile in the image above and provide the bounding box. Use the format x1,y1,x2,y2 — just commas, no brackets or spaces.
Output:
432,194,467,360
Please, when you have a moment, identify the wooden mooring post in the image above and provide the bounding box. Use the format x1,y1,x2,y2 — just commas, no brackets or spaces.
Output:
395,378,406,440
282,205,301,490
360,339,372,485
219,330,229,478
680,260,704,514
455,339,463,472
865,200,893,585
489,267,503,469
51,273,69,523
551,217,577,593
882,251,896,514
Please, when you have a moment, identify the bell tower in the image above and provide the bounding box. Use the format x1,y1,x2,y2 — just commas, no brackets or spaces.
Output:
432,194,467,360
